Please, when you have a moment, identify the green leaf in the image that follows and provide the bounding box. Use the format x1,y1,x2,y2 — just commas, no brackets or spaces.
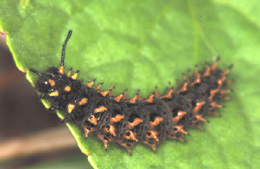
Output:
1,0,260,168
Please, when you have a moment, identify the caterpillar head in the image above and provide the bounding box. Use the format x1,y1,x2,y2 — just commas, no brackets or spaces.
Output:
30,67,61,94
30,30,72,95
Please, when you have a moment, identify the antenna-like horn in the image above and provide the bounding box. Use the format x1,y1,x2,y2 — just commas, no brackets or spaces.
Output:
59,30,72,74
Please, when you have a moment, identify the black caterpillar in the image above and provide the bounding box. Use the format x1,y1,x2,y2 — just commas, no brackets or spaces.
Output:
30,30,233,155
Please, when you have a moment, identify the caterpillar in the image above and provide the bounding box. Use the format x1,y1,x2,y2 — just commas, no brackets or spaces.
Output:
30,30,233,155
